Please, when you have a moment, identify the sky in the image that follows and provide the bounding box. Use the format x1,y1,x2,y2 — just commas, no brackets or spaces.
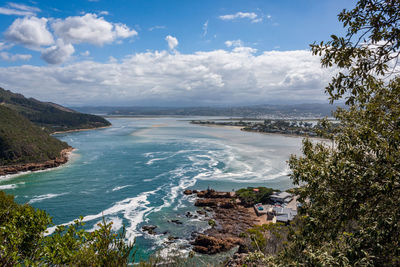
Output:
0,0,357,107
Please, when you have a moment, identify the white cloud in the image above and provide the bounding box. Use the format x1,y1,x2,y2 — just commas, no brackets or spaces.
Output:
149,25,166,31
81,50,90,56
114,23,137,38
5,17,54,47
202,20,208,37
0,2,40,16
41,39,75,64
0,48,335,106
98,11,109,15
0,42,13,51
225,39,243,47
165,35,178,50
51,13,137,45
0,52,31,61
8,3,40,13
219,12,262,23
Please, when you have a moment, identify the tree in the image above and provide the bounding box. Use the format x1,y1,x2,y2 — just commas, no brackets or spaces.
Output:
266,1,400,266
0,191,134,266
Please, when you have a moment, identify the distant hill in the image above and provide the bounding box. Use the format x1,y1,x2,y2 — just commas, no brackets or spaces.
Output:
74,103,342,118
0,105,69,166
0,88,111,133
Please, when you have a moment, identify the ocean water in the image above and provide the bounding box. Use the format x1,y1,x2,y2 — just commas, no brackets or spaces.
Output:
0,117,304,261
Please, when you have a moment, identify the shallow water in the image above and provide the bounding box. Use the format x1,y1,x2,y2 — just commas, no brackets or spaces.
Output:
0,117,304,261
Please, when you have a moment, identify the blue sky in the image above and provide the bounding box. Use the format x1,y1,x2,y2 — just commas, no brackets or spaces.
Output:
0,0,356,106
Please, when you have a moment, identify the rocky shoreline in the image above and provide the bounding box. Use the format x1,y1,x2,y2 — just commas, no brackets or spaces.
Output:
184,189,262,255
0,147,74,176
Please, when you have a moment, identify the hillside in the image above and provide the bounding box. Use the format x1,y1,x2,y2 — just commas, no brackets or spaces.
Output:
0,105,69,166
0,88,111,133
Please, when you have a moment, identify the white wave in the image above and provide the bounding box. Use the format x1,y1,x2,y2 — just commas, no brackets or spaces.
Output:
153,167,197,213
112,185,132,192
146,157,168,165
0,184,17,190
46,189,160,242
28,193,67,204
89,217,123,232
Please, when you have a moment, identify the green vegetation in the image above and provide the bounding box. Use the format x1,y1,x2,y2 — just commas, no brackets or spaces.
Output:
235,187,275,206
244,0,400,265
0,191,134,266
0,105,68,166
0,87,110,133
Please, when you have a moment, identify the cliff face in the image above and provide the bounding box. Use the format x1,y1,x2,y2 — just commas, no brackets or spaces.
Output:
0,105,69,167
0,87,111,133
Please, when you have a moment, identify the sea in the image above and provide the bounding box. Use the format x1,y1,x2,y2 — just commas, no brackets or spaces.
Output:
0,117,304,263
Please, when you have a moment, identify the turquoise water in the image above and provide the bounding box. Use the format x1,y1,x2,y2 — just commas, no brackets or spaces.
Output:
0,117,303,261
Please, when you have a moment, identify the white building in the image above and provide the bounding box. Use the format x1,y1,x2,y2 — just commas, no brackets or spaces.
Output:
270,191,293,204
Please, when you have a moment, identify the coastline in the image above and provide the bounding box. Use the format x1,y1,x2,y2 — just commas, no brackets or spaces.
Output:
241,128,330,141
0,147,75,177
50,125,111,135
194,122,329,140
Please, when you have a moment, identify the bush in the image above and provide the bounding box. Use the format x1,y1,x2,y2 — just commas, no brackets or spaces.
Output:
236,187,275,206
0,191,134,266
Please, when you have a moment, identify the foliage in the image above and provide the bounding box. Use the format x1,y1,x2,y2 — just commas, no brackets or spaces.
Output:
261,0,400,266
208,219,216,229
236,187,275,206
245,223,289,255
0,191,134,266
0,87,110,133
0,105,69,166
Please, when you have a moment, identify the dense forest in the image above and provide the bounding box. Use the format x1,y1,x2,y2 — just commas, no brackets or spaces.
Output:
0,105,69,166
0,88,111,133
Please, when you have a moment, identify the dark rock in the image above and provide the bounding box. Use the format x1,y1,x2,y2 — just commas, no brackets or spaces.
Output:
196,210,207,216
142,225,158,235
168,235,179,241
170,219,183,225
183,189,193,195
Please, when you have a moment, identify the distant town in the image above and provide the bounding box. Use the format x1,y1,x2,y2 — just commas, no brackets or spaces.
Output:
190,118,336,137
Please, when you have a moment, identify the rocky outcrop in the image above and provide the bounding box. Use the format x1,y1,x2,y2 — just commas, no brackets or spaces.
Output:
192,234,243,254
195,198,236,208
0,147,73,176
196,189,234,198
189,189,261,255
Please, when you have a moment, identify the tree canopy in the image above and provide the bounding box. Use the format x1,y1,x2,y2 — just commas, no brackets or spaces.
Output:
265,0,400,265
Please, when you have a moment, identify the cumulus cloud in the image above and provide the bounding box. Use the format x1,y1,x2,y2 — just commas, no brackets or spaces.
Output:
0,48,334,106
0,2,40,16
41,39,75,64
165,35,178,50
225,39,243,47
219,12,262,23
5,17,54,48
51,13,137,45
0,52,31,61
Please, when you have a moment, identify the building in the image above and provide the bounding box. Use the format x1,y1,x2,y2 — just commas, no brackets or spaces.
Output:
270,191,293,204
273,207,297,223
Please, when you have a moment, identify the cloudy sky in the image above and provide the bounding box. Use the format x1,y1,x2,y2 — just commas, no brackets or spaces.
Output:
0,0,355,106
